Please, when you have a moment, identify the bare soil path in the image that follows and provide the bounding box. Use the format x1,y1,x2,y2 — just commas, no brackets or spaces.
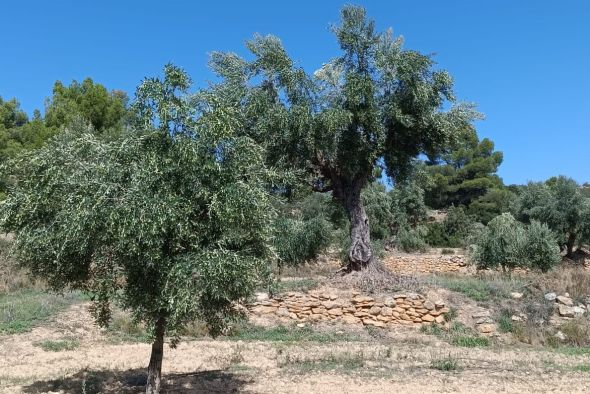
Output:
1,302,588,393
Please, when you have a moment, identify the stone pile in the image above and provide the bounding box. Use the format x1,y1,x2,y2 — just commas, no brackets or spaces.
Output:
382,254,468,274
545,292,588,319
249,290,449,328
471,309,497,335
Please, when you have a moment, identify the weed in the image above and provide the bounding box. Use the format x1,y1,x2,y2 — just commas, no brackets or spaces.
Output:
421,324,444,336
573,364,590,372
430,353,461,371
497,309,515,333
34,339,80,352
441,249,455,255
559,319,590,347
229,344,245,365
452,336,490,347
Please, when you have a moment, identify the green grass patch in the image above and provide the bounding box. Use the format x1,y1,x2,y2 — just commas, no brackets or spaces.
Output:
34,339,80,352
432,275,523,302
553,346,590,356
0,290,86,334
430,354,461,371
573,364,590,372
421,321,490,348
420,323,444,336
277,278,319,293
497,310,515,333
228,324,354,343
452,335,490,348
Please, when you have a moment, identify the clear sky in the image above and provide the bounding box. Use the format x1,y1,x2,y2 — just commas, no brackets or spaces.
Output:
2,1,589,185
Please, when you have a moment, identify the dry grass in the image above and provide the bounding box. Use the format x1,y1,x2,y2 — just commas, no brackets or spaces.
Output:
0,236,40,294
528,267,590,303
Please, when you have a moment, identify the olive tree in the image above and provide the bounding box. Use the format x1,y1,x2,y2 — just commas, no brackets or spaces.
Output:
512,176,590,257
471,213,526,273
0,66,273,394
207,6,477,273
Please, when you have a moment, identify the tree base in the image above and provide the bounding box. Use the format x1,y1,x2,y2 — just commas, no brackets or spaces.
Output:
336,259,422,293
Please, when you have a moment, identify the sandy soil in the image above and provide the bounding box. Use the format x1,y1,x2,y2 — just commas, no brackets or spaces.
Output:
1,302,589,394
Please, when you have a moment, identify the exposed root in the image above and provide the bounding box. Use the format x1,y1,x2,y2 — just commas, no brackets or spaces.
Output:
330,259,423,294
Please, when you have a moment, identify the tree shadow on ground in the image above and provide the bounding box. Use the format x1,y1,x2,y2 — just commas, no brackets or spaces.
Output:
22,368,252,393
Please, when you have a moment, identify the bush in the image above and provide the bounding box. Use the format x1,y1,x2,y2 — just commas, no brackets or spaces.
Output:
390,180,427,227
425,207,477,248
396,226,428,252
471,213,526,272
425,222,461,248
523,221,561,272
274,216,332,268
362,182,394,240
444,206,475,240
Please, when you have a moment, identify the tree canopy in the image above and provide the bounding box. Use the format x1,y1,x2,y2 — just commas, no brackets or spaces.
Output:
45,78,129,133
511,175,590,257
424,125,506,222
205,5,477,272
0,65,274,393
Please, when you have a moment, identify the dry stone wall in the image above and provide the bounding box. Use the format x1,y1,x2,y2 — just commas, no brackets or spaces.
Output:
249,290,449,328
382,253,469,275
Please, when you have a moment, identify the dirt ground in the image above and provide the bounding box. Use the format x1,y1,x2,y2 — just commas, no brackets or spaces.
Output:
1,302,589,394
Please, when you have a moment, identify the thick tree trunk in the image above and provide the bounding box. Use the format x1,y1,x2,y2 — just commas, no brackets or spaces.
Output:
342,184,374,271
566,233,577,258
146,317,166,394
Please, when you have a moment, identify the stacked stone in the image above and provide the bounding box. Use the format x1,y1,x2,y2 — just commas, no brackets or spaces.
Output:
249,291,449,328
382,254,468,275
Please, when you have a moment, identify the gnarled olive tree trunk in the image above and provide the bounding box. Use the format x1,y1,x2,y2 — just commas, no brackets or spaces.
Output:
565,233,577,258
146,317,166,394
333,176,375,272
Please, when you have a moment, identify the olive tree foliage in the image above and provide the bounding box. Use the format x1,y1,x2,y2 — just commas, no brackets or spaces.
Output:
525,220,561,272
511,176,590,257
471,213,561,273
362,182,394,240
471,213,527,272
206,6,478,272
390,180,428,228
272,193,333,269
0,65,274,394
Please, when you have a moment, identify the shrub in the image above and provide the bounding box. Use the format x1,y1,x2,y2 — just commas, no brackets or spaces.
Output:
523,221,561,272
425,206,477,248
425,222,461,248
396,226,428,252
362,182,394,240
390,180,428,227
471,213,527,272
273,216,332,268
444,206,475,241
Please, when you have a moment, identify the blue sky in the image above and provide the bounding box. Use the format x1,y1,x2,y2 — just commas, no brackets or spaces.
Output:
2,1,589,185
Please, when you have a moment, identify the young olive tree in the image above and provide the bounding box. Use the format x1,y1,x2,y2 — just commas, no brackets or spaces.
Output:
0,66,274,394
471,213,526,273
206,6,477,273
512,176,590,257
